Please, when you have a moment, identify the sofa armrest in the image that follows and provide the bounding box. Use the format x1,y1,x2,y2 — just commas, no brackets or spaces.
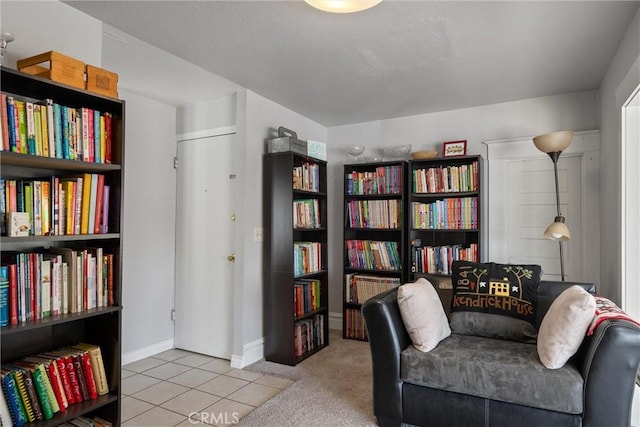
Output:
362,287,411,424
576,319,640,427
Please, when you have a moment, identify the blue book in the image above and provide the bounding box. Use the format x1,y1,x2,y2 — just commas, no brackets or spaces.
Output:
61,106,70,160
6,97,17,152
0,266,8,327
53,102,63,159
1,370,27,426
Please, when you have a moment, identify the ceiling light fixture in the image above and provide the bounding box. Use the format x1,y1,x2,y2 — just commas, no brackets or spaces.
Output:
305,0,382,13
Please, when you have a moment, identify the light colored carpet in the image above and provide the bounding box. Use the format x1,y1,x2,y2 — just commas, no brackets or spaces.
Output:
240,330,377,426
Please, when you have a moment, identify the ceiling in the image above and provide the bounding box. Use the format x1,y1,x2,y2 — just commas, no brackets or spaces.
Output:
64,1,638,127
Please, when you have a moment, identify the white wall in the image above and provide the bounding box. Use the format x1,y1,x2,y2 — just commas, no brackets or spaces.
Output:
327,91,600,312
0,1,102,69
599,8,640,304
119,89,177,362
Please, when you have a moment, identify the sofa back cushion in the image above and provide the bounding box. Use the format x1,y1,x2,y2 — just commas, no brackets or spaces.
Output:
450,261,541,343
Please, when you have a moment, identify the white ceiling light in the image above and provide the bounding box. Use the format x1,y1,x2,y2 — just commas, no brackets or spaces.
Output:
305,0,382,13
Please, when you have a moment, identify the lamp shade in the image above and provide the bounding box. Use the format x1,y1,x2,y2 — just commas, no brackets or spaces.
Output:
305,0,382,13
544,217,571,241
533,131,574,154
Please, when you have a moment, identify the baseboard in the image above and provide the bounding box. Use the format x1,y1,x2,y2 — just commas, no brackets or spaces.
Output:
230,337,264,369
329,311,342,331
122,338,174,366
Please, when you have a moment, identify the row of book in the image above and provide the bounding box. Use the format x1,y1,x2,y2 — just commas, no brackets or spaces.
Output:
413,161,478,194
0,343,109,426
411,197,478,230
345,273,401,304
293,279,321,318
293,241,322,277
411,241,479,275
294,314,325,357
0,93,114,163
344,308,368,341
345,165,403,196
1,174,111,237
292,162,321,193
345,199,402,229
0,247,115,327
345,240,401,271
293,199,321,229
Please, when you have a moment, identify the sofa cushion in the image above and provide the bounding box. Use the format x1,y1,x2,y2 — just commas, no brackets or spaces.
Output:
397,278,451,352
450,261,541,342
401,333,583,414
537,285,596,369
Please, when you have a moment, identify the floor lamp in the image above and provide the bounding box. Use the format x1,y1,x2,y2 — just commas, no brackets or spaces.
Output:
533,131,574,281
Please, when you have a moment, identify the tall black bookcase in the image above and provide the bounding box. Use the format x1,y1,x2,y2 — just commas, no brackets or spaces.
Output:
0,66,124,425
408,155,482,281
343,161,408,341
263,151,329,365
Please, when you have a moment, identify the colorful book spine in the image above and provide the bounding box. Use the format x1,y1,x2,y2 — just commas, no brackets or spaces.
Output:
1,370,28,427
0,266,8,327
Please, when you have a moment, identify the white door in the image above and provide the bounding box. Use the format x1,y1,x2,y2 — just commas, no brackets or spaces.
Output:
174,133,236,359
504,156,582,280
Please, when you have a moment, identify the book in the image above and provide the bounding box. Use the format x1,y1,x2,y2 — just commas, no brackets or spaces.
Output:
47,248,77,314
87,174,98,235
10,361,55,419
69,343,108,396
1,93,9,151
1,369,28,427
8,366,42,421
41,353,81,404
93,175,105,234
36,354,75,405
80,173,92,234
0,382,15,427
0,266,9,327
6,263,18,326
22,356,67,413
101,185,110,233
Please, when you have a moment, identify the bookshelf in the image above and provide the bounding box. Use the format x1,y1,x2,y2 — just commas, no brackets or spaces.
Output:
408,155,482,280
343,161,408,341
263,152,329,365
0,66,123,425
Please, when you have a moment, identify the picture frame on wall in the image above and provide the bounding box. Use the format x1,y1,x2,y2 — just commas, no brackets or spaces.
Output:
442,140,467,157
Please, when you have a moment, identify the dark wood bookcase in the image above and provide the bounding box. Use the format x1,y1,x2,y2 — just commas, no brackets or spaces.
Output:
343,161,408,341
263,151,329,365
408,155,482,282
0,66,124,425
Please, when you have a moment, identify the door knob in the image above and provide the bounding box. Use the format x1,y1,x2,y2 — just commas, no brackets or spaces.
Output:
227,254,236,262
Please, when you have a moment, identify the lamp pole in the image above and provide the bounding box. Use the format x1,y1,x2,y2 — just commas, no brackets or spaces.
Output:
548,151,566,281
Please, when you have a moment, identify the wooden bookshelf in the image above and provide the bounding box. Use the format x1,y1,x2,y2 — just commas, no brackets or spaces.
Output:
263,152,329,365
408,155,482,279
0,66,124,425
343,161,408,341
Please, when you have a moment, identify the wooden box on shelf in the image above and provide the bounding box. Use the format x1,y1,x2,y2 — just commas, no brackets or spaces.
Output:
86,65,118,99
17,50,86,90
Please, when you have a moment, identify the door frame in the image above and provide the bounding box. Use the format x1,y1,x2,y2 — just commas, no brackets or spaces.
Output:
483,130,600,282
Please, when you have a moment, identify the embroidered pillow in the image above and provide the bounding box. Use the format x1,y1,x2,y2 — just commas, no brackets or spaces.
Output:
450,261,541,342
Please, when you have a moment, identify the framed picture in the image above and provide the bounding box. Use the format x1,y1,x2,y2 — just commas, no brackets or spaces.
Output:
442,140,467,157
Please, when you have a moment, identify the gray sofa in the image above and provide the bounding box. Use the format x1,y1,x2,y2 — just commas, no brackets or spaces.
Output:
362,280,640,427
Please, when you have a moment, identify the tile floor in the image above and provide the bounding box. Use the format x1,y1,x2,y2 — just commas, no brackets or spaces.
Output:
121,349,293,426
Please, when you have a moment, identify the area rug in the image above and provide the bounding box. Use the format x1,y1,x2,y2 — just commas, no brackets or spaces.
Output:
240,330,376,426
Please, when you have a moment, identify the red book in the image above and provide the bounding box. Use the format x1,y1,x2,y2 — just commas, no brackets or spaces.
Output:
52,353,82,403
93,175,105,234
104,112,112,163
8,263,18,326
77,350,97,400
1,93,9,151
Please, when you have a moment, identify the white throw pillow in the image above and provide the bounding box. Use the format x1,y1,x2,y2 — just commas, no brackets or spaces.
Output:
397,278,451,352
537,285,596,369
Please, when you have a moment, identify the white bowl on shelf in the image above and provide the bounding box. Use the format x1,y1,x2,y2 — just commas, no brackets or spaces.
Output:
346,145,366,162
383,144,412,160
